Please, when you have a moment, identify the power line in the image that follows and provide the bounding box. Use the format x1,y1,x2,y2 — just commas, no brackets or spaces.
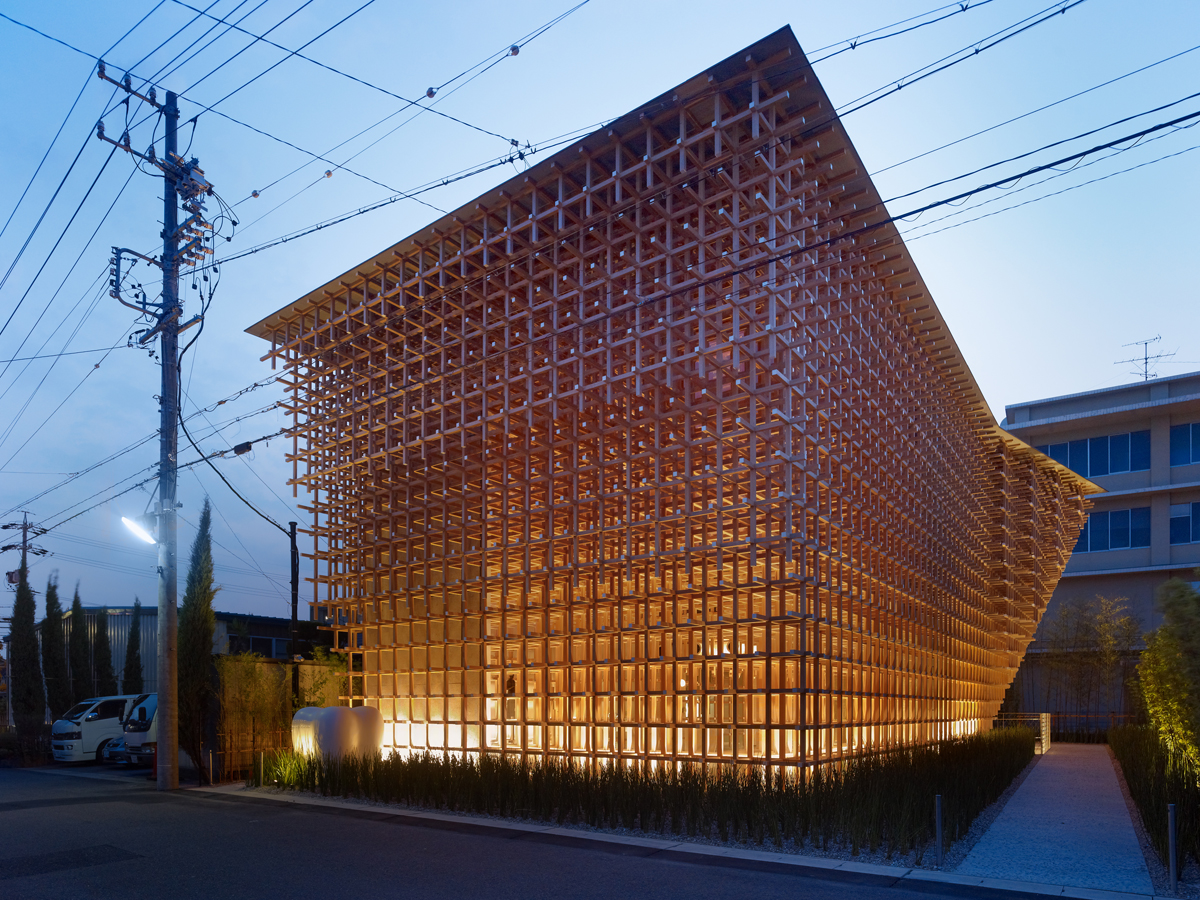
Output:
0,142,118,345
207,82,1200,357
834,0,1090,117
182,474,289,607
885,88,1200,205
282,102,1200,437
872,39,1200,176
229,0,591,218
99,0,234,116
191,0,374,111
0,376,282,516
0,10,446,214
179,400,286,533
0,132,94,321
0,1,163,234
0,160,140,402
197,0,1097,280
148,0,274,94
0,78,94,248
181,374,298,521
898,117,1196,232
0,317,136,471
809,0,1001,63
902,138,1200,242
0,2,226,368
0,345,127,365
195,127,591,270
40,425,292,532
165,0,316,96
164,0,542,145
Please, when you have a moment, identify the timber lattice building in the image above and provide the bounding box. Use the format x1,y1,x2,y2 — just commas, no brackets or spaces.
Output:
250,28,1099,769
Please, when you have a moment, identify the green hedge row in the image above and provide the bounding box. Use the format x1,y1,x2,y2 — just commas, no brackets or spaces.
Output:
257,726,1033,860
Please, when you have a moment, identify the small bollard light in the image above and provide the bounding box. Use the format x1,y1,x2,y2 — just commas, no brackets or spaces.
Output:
935,794,944,868
1169,803,1177,894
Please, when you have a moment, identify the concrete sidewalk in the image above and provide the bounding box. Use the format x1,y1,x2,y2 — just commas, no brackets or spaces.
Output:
956,744,1153,894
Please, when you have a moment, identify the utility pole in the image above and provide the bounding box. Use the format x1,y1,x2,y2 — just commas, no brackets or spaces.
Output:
156,91,181,793
1,514,49,580
290,521,300,704
1,514,48,730
98,64,213,791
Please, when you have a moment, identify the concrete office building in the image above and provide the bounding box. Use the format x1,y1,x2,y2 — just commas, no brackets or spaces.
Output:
1002,370,1200,713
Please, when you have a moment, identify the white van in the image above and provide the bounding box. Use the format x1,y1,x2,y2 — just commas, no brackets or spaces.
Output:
51,695,142,762
123,694,157,766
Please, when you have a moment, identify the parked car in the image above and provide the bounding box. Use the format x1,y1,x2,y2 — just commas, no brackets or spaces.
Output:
102,735,129,764
123,694,157,767
51,695,143,762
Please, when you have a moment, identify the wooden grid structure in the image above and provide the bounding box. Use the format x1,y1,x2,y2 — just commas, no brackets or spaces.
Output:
249,28,1100,770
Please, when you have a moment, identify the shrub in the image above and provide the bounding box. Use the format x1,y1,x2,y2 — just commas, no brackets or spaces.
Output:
1140,579,1200,769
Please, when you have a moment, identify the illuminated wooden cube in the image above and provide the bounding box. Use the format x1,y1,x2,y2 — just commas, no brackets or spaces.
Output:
249,27,1097,769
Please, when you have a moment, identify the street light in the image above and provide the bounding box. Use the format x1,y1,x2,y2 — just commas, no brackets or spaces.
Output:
122,515,157,545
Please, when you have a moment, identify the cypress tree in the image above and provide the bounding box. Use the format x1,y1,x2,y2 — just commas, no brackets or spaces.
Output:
10,555,45,736
68,587,93,702
179,499,218,783
93,607,118,696
40,575,71,718
122,597,144,694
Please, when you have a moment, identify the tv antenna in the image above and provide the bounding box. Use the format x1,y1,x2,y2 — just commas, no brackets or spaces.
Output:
1116,336,1174,381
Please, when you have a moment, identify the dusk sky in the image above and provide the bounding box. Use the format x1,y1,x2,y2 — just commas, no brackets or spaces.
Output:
2,0,1198,625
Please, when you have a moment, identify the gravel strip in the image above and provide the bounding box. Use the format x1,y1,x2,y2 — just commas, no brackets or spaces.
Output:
943,751,1040,872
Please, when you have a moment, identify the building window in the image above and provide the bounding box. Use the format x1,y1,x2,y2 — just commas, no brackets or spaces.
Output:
1076,507,1151,552
1169,503,1200,544
1170,424,1200,467
1037,430,1149,477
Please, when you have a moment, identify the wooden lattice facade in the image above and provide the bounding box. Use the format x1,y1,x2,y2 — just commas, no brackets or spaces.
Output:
249,28,1099,769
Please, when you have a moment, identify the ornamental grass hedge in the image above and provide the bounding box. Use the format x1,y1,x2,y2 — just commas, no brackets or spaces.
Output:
255,726,1033,861
1110,724,1200,869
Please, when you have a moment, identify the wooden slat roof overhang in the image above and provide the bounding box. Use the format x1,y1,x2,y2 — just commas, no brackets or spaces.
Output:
245,25,1102,500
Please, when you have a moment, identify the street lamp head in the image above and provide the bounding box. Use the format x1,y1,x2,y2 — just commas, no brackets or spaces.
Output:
121,515,157,545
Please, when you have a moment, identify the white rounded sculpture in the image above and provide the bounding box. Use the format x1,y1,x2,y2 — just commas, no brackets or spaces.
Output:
350,705,384,755
292,706,382,758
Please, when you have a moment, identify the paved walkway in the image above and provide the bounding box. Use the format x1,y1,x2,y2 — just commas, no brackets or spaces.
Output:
956,744,1153,894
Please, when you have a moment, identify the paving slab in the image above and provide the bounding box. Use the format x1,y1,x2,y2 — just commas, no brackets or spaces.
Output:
956,745,1153,895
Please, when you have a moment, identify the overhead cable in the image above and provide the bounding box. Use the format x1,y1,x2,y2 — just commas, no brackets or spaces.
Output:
285,103,1200,434
164,0,547,145
873,39,1200,175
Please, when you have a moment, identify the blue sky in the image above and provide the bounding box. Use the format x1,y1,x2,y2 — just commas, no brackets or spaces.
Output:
1,0,1198,622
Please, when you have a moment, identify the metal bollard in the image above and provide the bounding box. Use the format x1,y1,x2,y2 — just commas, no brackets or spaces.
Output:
936,794,944,868
1169,803,1177,895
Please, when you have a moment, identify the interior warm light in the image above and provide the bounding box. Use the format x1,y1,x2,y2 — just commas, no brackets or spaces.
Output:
122,516,156,544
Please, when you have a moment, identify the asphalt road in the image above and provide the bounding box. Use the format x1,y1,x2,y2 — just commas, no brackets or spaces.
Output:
0,765,1026,900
